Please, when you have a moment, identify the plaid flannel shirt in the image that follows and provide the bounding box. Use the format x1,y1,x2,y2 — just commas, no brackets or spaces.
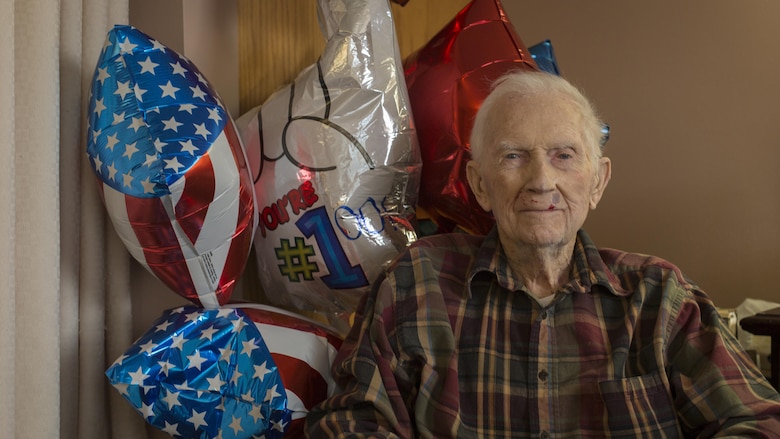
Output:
307,228,780,438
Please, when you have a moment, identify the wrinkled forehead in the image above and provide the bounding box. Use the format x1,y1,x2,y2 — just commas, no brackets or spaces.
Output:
487,90,600,154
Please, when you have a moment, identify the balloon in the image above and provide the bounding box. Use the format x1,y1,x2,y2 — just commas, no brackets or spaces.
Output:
86,25,257,308
529,39,561,75
229,303,343,439
237,0,420,334
105,306,291,438
403,0,538,235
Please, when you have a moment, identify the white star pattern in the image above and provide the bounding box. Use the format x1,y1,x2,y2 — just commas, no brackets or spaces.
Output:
128,366,148,386
189,409,208,430
185,311,202,324
114,80,133,99
161,389,179,409
139,401,155,419
264,384,281,403
159,359,175,376
128,116,145,132
106,163,118,181
94,97,106,115
217,309,234,319
207,107,222,123
228,416,244,435
159,80,180,99
156,319,173,332
113,353,129,365
169,332,186,350
219,345,234,362
248,405,265,423
164,157,184,172
186,351,208,370
105,133,120,150
271,418,288,433
231,368,243,384
113,112,125,125
141,178,155,194
162,421,180,436
242,338,259,357
162,116,183,132
123,141,139,159
138,56,159,74
232,317,247,334
254,361,271,379
122,172,134,188
150,39,166,52
171,61,187,77
133,84,147,102
96,67,110,84
179,103,196,114
92,155,103,172
118,37,137,53
113,382,130,397
193,122,211,139
143,153,157,168
206,373,223,391
198,325,218,341
190,85,207,100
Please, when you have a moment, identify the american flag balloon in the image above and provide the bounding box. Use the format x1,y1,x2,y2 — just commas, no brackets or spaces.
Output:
86,25,257,308
229,304,343,438
106,306,292,438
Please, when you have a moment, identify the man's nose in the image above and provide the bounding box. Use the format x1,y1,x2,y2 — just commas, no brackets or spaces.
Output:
525,156,555,192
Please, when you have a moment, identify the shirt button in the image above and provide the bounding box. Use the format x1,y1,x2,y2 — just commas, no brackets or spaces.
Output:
538,369,548,382
540,310,548,319
540,431,550,439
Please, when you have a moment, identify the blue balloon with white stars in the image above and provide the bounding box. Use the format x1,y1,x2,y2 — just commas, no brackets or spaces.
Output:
86,24,228,198
106,305,292,439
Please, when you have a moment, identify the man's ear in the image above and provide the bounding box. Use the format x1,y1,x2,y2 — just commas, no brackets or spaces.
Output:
589,156,611,210
466,159,492,213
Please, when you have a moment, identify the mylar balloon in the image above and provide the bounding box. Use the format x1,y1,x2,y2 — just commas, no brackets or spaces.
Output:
403,0,538,235
106,306,291,438
86,25,257,308
237,0,420,334
229,304,343,439
529,39,561,75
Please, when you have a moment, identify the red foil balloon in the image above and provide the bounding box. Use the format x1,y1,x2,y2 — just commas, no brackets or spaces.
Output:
404,0,538,235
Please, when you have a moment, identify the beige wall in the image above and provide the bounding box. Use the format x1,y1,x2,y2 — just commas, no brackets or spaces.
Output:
504,1,780,308
128,0,779,331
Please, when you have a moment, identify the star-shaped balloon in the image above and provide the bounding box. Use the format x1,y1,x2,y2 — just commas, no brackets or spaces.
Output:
403,0,538,235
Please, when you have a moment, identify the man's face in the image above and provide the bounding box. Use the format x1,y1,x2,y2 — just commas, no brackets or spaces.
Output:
466,91,610,250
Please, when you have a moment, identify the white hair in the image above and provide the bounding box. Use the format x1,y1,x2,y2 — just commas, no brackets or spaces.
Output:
469,70,607,165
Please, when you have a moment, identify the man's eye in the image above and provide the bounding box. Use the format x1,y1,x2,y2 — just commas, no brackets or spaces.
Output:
505,153,520,159
557,152,572,160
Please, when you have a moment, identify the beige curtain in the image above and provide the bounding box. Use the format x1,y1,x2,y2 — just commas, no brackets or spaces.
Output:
0,0,157,437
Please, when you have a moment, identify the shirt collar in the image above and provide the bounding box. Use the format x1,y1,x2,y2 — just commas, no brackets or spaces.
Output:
468,227,629,297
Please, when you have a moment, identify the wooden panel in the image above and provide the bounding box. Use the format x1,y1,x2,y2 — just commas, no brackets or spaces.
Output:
237,0,470,113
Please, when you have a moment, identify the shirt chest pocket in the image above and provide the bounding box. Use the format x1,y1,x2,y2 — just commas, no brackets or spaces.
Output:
598,371,681,438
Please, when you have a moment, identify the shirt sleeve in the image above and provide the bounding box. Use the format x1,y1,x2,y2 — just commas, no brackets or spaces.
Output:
305,274,417,439
666,289,780,437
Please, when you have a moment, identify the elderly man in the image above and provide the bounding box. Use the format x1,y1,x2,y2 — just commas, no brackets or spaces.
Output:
306,70,780,438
